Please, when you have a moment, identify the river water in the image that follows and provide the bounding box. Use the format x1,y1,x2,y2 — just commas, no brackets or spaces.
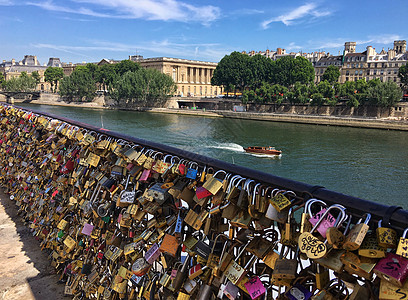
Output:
18,103,408,207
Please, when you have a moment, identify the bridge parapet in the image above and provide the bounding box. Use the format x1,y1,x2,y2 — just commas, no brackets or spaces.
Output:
0,103,407,299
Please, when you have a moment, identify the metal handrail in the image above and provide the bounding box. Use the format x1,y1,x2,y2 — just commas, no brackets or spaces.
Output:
9,103,408,232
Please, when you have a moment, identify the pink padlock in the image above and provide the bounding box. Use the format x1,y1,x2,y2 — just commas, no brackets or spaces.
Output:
139,169,151,182
308,208,336,238
374,252,408,287
244,276,266,300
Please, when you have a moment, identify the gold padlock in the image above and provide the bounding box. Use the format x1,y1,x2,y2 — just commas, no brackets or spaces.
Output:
396,228,408,258
376,220,398,249
343,213,371,251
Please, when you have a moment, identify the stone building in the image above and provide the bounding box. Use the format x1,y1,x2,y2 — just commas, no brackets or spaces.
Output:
137,57,221,97
0,55,63,91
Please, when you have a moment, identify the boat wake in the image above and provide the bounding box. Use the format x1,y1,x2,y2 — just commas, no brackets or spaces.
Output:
249,153,282,159
207,143,245,153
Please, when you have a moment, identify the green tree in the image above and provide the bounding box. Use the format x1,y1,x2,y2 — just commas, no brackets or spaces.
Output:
316,80,335,103
291,82,310,104
0,72,4,88
59,66,96,101
322,66,341,84
31,71,41,87
211,51,252,94
110,69,176,106
367,81,402,107
273,56,314,87
247,54,274,89
3,72,36,92
398,63,408,90
44,67,64,92
114,60,140,76
95,64,117,92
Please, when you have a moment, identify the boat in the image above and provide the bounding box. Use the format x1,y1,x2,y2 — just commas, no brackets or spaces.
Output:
244,146,282,155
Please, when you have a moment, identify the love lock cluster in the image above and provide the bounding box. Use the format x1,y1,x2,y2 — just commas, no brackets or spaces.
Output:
0,104,407,300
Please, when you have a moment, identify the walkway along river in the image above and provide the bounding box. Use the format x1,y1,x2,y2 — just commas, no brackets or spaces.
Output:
18,103,408,207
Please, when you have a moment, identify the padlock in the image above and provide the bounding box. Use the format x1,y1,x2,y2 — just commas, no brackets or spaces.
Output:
264,188,289,224
298,204,346,259
131,257,151,276
379,278,408,300
207,234,228,270
374,252,408,287
308,204,339,239
316,264,330,290
397,228,408,258
376,220,398,249
326,214,351,249
358,231,386,258
224,242,256,285
343,213,371,250
272,246,298,286
223,280,239,300
269,189,296,212
311,279,349,300
301,198,326,234
172,255,191,291
244,276,266,300
340,251,376,280
202,170,226,195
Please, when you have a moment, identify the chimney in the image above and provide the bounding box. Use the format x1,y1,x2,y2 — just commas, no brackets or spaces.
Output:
277,48,282,55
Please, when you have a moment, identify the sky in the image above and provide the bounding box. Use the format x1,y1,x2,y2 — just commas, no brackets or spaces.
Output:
1,0,407,65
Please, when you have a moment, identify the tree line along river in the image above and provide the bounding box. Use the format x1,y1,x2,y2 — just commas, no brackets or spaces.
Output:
18,103,408,207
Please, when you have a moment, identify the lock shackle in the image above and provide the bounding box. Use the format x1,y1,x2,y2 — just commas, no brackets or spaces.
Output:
402,228,408,238
309,204,346,234
306,198,327,216
244,179,256,194
356,213,371,225
210,234,229,256
251,183,261,205
213,169,227,180
187,161,198,170
152,151,163,160
226,175,243,193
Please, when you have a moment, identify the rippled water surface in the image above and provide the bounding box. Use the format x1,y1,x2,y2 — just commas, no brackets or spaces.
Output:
19,103,408,206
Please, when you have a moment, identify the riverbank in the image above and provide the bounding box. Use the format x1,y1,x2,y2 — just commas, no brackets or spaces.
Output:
10,97,408,131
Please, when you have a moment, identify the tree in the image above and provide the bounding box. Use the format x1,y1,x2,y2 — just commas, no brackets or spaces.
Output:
114,60,140,76
44,67,64,92
110,69,176,106
398,63,408,90
31,71,41,87
2,72,36,92
0,72,4,88
273,56,314,87
367,81,402,107
247,54,274,89
211,52,252,94
322,66,341,84
59,67,96,101
95,64,117,92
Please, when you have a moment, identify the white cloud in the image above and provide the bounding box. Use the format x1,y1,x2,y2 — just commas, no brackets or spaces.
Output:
262,3,331,29
28,0,221,25
286,42,303,51
369,34,402,45
0,0,13,5
32,39,231,62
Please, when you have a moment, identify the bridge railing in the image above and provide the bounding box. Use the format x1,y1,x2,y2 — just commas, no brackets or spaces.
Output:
9,103,408,232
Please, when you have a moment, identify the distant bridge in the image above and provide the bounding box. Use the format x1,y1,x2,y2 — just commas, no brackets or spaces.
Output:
0,91,41,103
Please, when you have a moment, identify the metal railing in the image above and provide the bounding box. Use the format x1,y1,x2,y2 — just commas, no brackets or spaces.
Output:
11,103,408,232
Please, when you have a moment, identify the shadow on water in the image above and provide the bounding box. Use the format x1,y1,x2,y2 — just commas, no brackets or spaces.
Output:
0,189,66,300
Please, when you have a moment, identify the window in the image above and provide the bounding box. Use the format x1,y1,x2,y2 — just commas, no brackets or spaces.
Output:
346,71,350,76
355,70,358,75
172,68,177,81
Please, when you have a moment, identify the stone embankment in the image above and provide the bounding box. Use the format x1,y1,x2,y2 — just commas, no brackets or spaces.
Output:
4,94,408,131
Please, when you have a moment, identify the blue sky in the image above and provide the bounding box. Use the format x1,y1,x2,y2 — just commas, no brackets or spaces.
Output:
1,0,407,64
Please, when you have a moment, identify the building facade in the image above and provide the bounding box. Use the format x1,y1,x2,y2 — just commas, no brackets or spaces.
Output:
0,55,63,91
137,57,222,97
244,40,408,86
